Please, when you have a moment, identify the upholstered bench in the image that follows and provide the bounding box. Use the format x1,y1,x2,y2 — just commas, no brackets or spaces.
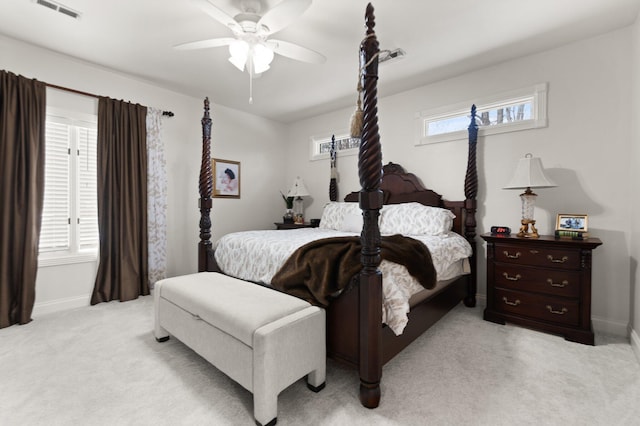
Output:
153,272,326,426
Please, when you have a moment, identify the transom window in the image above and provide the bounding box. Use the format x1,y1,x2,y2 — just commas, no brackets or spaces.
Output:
415,83,548,145
310,133,361,161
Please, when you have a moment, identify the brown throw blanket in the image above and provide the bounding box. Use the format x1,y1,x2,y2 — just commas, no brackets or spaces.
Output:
271,234,436,307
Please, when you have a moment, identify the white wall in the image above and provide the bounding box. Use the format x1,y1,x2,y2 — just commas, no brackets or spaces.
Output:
289,27,634,337
0,34,287,315
630,16,640,360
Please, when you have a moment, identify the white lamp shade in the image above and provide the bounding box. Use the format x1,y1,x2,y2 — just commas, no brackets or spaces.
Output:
287,176,310,197
252,43,274,74
228,40,274,74
504,153,556,189
228,40,249,71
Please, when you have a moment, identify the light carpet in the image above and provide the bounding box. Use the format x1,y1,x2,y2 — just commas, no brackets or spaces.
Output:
1,296,639,426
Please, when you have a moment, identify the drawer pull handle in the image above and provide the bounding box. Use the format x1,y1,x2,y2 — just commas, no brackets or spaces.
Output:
503,272,521,281
529,250,539,254
547,255,569,264
502,297,521,306
546,305,568,315
547,279,569,288
503,251,521,259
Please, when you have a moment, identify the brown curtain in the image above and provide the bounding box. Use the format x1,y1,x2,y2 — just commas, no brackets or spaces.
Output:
0,71,46,328
91,97,149,305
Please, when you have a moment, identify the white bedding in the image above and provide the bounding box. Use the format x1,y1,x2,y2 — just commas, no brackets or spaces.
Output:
214,227,472,335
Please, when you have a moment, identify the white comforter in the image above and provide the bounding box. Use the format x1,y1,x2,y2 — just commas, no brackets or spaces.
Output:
214,228,471,335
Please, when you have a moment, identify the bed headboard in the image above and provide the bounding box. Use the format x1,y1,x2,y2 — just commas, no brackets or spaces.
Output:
344,161,472,240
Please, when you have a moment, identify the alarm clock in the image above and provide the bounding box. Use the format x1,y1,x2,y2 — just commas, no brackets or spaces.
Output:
490,226,511,235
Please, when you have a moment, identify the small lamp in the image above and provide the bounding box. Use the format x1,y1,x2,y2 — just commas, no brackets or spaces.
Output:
503,153,557,238
287,177,310,224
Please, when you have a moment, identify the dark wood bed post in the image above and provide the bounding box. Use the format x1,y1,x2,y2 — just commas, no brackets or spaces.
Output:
329,135,338,202
358,3,383,409
463,104,478,307
198,98,213,272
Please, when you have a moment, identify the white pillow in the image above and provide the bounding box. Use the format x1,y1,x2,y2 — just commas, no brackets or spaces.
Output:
379,202,455,236
319,202,361,230
341,210,363,233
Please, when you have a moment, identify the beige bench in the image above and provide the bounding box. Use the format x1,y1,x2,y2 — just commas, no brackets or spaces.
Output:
154,272,326,426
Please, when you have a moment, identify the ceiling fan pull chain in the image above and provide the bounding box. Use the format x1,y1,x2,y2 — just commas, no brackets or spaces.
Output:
249,58,254,104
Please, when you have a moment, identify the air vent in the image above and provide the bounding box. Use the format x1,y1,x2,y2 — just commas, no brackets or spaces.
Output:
34,0,81,19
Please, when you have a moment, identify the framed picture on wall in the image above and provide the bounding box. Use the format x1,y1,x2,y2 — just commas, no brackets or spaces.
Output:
212,158,240,198
555,214,588,232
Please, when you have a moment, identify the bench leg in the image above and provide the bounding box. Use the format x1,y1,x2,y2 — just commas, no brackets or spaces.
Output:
153,282,171,342
306,368,326,392
254,392,277,426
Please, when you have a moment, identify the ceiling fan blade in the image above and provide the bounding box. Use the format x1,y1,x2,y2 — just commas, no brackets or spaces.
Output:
269,39,326,64
194,0,241,33
257,0,311,35
174,37,236,50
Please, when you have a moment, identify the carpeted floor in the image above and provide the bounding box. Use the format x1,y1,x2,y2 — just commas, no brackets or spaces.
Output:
1,296,639,426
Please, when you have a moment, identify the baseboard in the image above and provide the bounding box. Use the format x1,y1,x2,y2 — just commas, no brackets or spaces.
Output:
32,295,89,317
592,315,629,337
631,327,640,365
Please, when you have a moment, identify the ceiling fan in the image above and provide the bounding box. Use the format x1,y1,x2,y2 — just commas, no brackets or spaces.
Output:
176,0,326,76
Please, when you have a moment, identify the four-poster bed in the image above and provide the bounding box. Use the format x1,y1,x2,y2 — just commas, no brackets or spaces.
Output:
196,4,479,409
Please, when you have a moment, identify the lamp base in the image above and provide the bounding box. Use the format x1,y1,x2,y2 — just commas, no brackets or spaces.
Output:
517,219,539,238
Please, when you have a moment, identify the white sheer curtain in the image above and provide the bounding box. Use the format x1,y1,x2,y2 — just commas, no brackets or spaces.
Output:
146,107,167,287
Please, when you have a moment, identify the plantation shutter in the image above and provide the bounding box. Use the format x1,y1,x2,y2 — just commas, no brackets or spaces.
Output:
40,119,70,252
77,126,98,250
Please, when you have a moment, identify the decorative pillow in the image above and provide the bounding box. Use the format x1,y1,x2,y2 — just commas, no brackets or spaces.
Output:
379,202,455,236
319,202,361,230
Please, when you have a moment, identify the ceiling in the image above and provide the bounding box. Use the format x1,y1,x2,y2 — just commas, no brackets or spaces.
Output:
1,0,639,123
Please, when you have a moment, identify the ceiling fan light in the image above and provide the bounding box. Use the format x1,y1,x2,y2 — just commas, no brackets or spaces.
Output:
253,43,274,64
229,55,246,71
253,61,270,74
253,42,274,69
228,39,249,71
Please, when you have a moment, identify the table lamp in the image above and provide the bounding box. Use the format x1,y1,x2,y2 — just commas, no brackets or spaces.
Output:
287,176,310,224
503,153,556,238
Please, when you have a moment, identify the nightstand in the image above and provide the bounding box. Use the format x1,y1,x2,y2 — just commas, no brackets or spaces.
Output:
274,222,318,230
482,233,602,345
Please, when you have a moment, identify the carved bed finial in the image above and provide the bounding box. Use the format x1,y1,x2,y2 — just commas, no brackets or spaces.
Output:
198,97,213,272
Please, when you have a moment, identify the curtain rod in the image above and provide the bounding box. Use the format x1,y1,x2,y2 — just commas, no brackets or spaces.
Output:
45,82,174,117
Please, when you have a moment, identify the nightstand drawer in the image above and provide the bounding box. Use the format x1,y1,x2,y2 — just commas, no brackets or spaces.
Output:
495,244,580,270
494,264,580,298
495,288,580,327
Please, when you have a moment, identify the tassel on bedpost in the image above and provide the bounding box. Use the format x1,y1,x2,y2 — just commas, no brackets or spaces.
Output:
350,84,364,138
357,2,383,410
198,98,213,272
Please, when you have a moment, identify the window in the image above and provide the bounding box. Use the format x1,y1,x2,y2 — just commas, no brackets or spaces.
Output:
310,133,361,161
415,83,548,145
39,112,98,265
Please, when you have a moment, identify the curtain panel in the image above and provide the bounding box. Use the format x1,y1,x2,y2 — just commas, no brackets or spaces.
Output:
0,71,46,328
146,107,167,287
91,97,149,305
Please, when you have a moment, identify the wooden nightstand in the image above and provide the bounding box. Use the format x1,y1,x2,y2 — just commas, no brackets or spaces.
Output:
274,222,318,230
482,233,602,345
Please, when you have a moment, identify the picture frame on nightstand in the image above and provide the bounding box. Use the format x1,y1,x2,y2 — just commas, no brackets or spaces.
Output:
556,214,588,232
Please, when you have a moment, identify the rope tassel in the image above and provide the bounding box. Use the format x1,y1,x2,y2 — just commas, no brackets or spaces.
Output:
350,87,363,139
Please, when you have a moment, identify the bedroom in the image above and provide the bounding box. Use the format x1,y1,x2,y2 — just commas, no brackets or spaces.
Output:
1,0,640,423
